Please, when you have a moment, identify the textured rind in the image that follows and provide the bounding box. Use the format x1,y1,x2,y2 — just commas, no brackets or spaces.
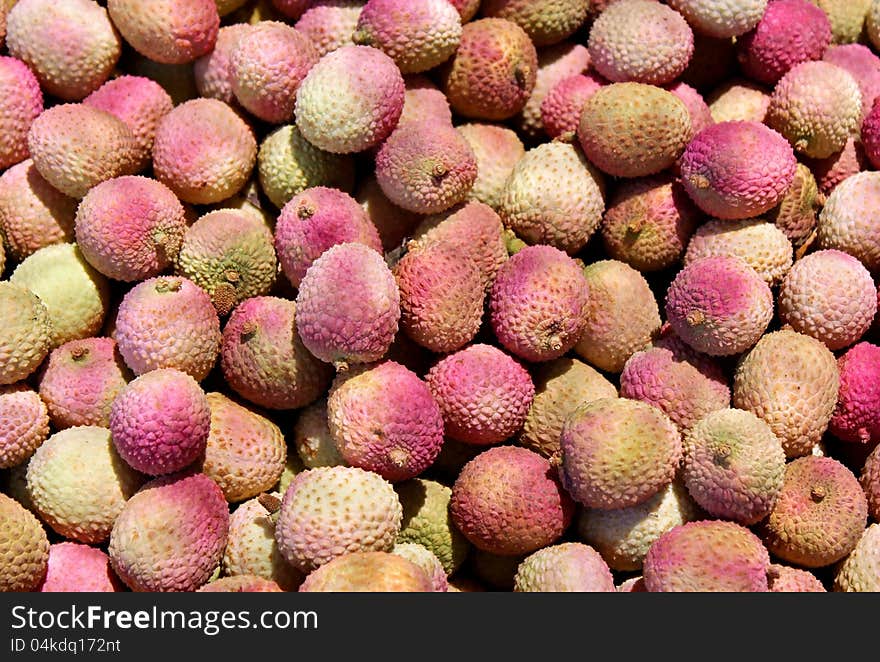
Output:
0,56,42,170
541,73,606,139
834,523,880,592
766,61,863,159
27,104,138,199
519,358,617,458
426,344,535,446
152,99,257,205
271,0,311,19
559,397,683,510
861,444,880,521
26,426,144,544
643,520,770,592
764,163,821,248
667,81,714,135
399,76,454,127
736,0,832,86
107,0,219,65
684,219,794,286
706,79,770,124
258,125,355,210
10,243,110,349
391,542,448,592
498,142,604,256
294,1,362,58
482,0,589,47
824,44,880,118
870,0,880,52
356,175,421,252
514,542,615,592
665,255,773,357
375,120,477,214
0,160,76,261
39,543,122,592
299,551,433,592
0,491,49,592
221,297,332,411
861,97,880,170
767,564,826,592
682,408,785,525
578,83,692,178
176,210,277,316
114,276,221,381
109,471,230,592
830,343,880,444
0,384,49,469
7,0,120,100
193,24,252,104
575,260,661,374
295,242,400,367
198,575,282,592
275,466,403,573
75,176,187,282
293,398,344,469
439,18,538,121
578,481,700,572
37,337,129,430
667,0,767,38
327,361,444,482
0,281,51,385
733,330,839,458
450,446,574,556
600,175,700,273
679,121,797,220
294,45,405,154
818,171,880,271
811,0,871,45
761,456,867,568
588,0,694,85
395,478,470,576
808,137,869,195
489,245,590,363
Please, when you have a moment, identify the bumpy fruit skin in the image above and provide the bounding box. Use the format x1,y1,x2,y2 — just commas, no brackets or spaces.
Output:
220,296,332,410
579,481,700,572
198,575,282,592
391,542,448,592
813,0,871,44
643,520,770,592
684,219,794,286
0,160,76,261
667,0,767,38
27,426,144,543
27,104,138,199
0,491,49,592
588,0,694,85
578,83,692,178
75,176,186,282
483,0,588,46
767,61,863,159
110,369,210,476
275,466,402,573
83,75,174,173
328,362,444,482
767,564,826,592
861,98,880,169
193,24,251,103
0,282,51,385
37,338,129,430
11,243,110,349
489,245,589,363
152,99,257,205
600,175,699,273
682,408,785,525
7,0,120,100
295,242,400,368
39,543,122,592
541,74,606,140
398,75,453,127
706,79,770,124
394,244,483,353
761,456,867,568
499,142,604,256
680,121,797,220
293,398,343,469
808,137,869,196
0,56,42,170
779,250,876,351
824,44,880,118
668,81,714,135
107,0,219,65
0,384,49,469
300,551,433,592
426,344,534,446
831,343,880,444
575,260,661,374
559,397,682,509
439,18,537,121
818,171,880,272
514,542,615,593
451,446,574,556
762,164,821,249
176,210,277,316
395,478,470,576
114,276,221,381
737,0,831,85
835,523,880,592
271,0,310,19
109,471,229,592
294,45,405,154
734,330,839,458
295,1,362,58
357,178,418,253
665,256,773,357
230,21,318,124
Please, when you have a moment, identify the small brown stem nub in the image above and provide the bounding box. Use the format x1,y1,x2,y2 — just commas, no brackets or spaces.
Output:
810,486,826,503
70,346,89,361
258,493,282,514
